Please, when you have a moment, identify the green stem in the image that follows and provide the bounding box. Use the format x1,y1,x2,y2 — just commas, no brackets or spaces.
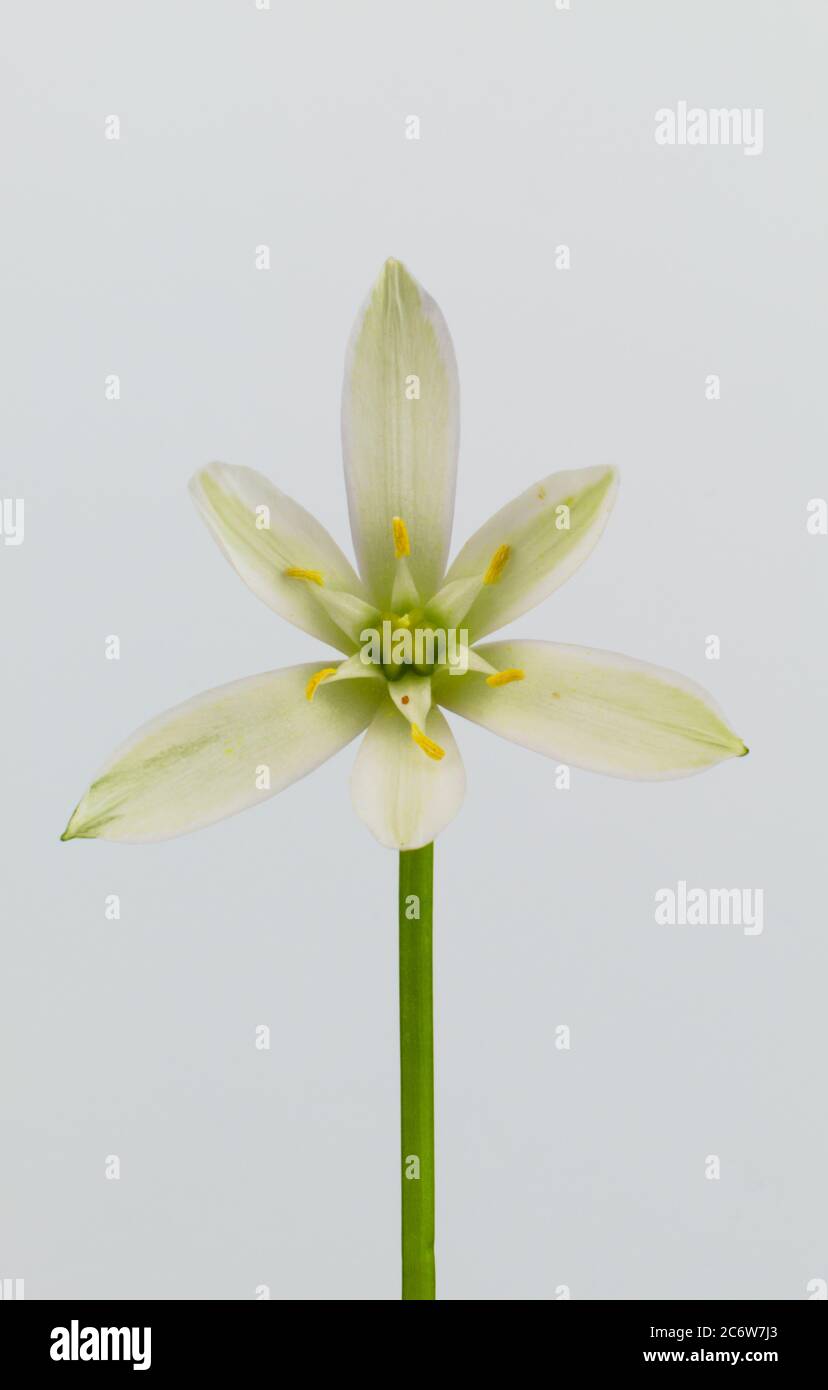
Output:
398,842,435,1300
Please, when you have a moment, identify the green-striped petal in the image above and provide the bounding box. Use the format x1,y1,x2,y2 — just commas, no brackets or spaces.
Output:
438,466,617,639
190,463,367,652
342,259,460,607
435,640,747,779
62,664,383,843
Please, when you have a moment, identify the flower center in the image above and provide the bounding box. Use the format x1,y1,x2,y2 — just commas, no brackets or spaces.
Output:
379,611,449,679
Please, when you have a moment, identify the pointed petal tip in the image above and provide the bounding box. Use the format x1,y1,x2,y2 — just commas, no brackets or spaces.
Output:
374,257,426,305
583,463,618,498
189,459,216,482
594,463,619,494
61,805,93,841
189,459,231,499
187,461,219,507
60,822,91,842
376,256,413,294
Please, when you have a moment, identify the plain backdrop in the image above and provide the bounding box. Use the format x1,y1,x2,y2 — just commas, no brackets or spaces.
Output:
2,0,826,1299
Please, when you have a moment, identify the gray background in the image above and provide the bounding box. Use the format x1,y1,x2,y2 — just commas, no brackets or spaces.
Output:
3,0,826,1300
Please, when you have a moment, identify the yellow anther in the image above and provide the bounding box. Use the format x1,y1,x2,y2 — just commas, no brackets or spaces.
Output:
485,668,525,688
305,667,337,701
410,723,445,761
483,544,511,585
285,567,324,586
392,516,411,559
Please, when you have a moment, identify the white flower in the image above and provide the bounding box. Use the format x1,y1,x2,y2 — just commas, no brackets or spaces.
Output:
62,261,746,851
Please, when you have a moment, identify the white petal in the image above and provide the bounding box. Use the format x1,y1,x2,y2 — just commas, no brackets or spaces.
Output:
435,640,748,780
312,588,380,645
391,556,421,612
440,467,617,639
350,705,465,849
386,672,433,728
190,462,368,652
426,575,484,629
460,646,498,676
62,665,383,843
342,259,460,606
315,652,384,687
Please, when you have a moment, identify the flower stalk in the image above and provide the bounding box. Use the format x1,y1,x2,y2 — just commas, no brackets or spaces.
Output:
398,843,436,1300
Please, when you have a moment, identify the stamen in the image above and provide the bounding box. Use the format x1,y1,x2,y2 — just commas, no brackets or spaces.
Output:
410,723,445,761
483,544,511,585
305,667,337,701
392,516,411,558
485,668,525,688
285,567,324,586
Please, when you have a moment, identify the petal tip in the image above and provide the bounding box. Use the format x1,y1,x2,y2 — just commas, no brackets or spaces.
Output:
60,812,83,842
188,461,223,506
597,463,619,496
189,459,217,483
375,256,418,302
61,800,96,840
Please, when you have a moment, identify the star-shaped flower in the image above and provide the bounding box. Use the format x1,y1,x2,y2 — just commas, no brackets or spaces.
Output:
62,260,746,849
